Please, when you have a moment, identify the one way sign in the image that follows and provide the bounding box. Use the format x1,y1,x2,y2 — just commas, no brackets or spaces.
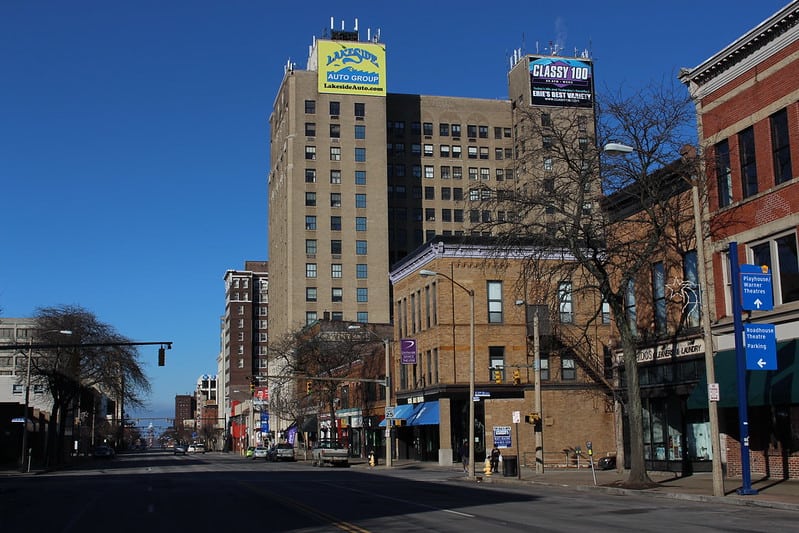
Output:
744,323,777,371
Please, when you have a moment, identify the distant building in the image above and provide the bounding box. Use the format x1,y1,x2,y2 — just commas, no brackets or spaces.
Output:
174,394,195,432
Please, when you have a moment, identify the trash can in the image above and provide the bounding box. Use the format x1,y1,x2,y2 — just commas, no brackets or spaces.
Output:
502,455,518,477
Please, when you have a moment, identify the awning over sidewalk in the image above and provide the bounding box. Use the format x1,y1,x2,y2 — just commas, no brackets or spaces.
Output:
687,338,799,409
378,403,416,426
407,401,439,426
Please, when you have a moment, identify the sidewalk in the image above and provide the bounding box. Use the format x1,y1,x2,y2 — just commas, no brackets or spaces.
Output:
363,460,799,511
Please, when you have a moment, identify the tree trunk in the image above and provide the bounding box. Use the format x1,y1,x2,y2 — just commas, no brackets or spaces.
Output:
622,344,651,486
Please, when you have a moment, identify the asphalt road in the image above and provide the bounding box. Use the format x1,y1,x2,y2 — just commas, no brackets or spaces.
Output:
1,451,795,532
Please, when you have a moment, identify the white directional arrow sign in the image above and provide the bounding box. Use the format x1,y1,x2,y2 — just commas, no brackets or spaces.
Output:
744,323,777,371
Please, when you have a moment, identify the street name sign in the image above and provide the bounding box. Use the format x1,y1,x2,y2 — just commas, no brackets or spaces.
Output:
744,323,777,370
740,265,773,311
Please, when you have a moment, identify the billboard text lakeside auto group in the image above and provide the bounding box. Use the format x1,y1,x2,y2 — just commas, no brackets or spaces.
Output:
318,40,387,97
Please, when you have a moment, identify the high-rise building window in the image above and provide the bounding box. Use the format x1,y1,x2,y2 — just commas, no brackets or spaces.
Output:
304,100,315,113
424,166,435,179
411,122,421,135
305,192,316,206
355,170,366,185
332,288,343,302
354,125,366,139
467,146,478,159
305,122,316,136
305,239,317,254
330,216,341,231
440,123,449,136
771,108,792,185
355,193,366,208
305,168,316,183
330,123,341,138
331,264,342,278
423,144,434,156
441,187,451,200
306,312,317,325
541,113,551,127
357,288,368,302
330,240,342,254
306,287,317,302
355,147,366,162
355,217,367,231
330,169,341,184
329,101,340,116
330,193,342,208
739,126,758,198
356,240,367,254
354,102,365,117
453,167,463,180
452,146,462,158
423,122,433,136
305,146,316,160
467,125,477,138
451,124,461,137
305,216,317,230
306,264,317,278
356,264,368,279
330,146,341,161
357,312,368,323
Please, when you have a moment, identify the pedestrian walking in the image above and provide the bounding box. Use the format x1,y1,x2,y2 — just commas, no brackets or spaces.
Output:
460,440,469,473
490,445,501,473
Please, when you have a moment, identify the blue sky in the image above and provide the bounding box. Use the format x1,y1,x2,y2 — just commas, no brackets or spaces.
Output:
1,0,788,423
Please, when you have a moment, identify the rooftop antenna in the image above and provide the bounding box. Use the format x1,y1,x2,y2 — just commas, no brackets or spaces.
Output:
354,18,358,31
367,28,371,41
330,16,334,30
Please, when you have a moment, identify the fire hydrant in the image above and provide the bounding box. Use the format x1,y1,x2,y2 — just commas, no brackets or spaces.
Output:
368,450,376,467
484,457,492,476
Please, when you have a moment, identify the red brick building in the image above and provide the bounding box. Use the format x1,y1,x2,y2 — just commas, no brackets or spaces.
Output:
680,2,799,479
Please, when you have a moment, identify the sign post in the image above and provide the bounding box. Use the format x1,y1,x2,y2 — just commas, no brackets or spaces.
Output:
730,243,760,495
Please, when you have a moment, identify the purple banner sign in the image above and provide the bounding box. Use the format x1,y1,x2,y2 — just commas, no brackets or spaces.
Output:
400,338,417,365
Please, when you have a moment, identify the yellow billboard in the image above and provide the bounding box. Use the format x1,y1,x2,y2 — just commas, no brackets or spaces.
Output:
317,40,386,97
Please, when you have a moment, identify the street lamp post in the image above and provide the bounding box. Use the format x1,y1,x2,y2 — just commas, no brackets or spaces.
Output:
516,300,544,473
420,269,475,479
348,324,392,468
604,142,724,496
20,329,72,472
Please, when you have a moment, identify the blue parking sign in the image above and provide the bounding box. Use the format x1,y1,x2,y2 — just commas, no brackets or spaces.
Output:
744,323,777,370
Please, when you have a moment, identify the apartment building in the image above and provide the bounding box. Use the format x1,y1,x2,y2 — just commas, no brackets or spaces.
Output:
680,1,799,478
221,261,269,449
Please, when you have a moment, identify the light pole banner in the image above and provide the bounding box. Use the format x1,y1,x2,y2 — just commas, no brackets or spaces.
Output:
400,338,417,364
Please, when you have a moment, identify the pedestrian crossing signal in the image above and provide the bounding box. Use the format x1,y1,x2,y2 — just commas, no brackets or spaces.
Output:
493,369,502,384
306,381,312,395
512,369,521,385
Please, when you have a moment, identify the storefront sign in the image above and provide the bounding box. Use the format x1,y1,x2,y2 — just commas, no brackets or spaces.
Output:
632,338,705,363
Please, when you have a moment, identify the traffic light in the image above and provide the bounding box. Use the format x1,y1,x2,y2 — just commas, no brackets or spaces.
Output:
512,369,521,385
525,412,541,424
249,382,255,395
306,380,312,395
493,369,502,384
158,347,165,366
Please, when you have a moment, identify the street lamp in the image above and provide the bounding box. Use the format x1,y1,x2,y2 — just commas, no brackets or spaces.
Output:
603,142,724,496
20,329,72,472
419,269,476,479
516,300,544,473
348,324,392,468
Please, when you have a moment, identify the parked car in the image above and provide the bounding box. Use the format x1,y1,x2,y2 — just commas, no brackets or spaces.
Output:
267,443,295,462
174,444,188,455
91,445,115,459
245,446,255,458
253,446,268,459
187,443,206,454
597,455,616,470
311,440,348,467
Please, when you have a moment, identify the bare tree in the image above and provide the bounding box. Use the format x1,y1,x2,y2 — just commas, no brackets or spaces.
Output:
30,305,150,464
269,321,383,445
477,80,699,487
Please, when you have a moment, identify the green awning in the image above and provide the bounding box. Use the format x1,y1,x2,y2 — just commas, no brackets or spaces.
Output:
687,338,799,409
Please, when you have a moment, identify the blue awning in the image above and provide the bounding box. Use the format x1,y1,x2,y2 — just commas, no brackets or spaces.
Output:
378,403,416,426
407,401,439,426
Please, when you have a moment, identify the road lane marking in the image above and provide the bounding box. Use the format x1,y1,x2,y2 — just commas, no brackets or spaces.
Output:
319,481,476,518
239,481,370,533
